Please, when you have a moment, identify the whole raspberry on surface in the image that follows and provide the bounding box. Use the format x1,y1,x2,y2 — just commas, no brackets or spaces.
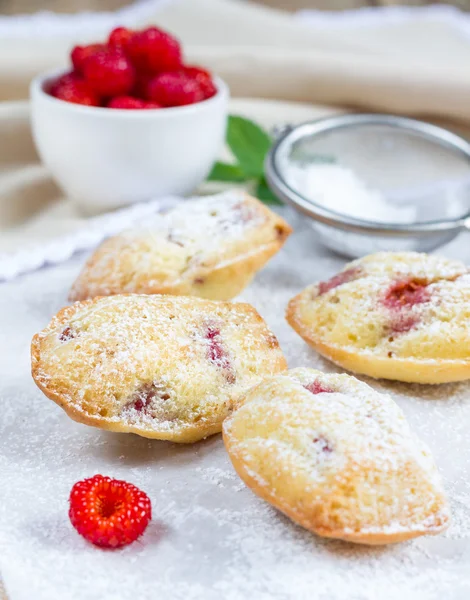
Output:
69,474,152,548
108,26,134,52
147,72,204,107
71,43,105,74
83,50,135,97
128,26,182,74
108,96,161,109
51,78,100,106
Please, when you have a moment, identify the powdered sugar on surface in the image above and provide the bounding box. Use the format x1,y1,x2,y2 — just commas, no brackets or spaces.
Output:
0,208,470,600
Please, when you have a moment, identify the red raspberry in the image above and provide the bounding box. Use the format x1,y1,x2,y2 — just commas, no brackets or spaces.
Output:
48,71,81,95
198,78,217,100
313,435,333,454
71,43,105,74
83,50,135,97
107,96,161,109
304,381,334,394
181,65,217,100
108,96,146,109
132,72,154,99
182,65,212,83
318,267,362,296
204,324,235,384
143,101,163,109
383,278,430,310
128,26,182,74
108,26,134,52
59,326,77,342
52,79,100,107
147,73,204,107
69,475,151,548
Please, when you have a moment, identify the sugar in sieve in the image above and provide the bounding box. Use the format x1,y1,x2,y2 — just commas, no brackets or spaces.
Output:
265,114,470,258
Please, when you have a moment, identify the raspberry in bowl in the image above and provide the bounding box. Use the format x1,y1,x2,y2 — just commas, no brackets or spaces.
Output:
30,26,228,214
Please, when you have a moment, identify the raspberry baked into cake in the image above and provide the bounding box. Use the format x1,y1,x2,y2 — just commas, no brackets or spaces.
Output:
69,192,292,302
286,252,470,384
223,368,450,545
31,295,287,443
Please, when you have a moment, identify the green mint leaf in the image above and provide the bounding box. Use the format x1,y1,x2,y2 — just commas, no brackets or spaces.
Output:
226,115,272,178
207,161,246,182
255,178,283,206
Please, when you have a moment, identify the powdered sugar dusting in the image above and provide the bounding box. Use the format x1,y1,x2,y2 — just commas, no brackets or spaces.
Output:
69,191,290,301
1,209,470,599
224,369,449,539
124,191,266,264
290,251,470,365
32,294,286,441
195,466,237,488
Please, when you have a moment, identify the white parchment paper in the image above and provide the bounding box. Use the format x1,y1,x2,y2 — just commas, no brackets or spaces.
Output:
0,207,469,600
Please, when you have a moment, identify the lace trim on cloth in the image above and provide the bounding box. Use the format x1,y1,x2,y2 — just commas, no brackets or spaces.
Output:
297,5,470,38
0,197,179,282
0,0,174,38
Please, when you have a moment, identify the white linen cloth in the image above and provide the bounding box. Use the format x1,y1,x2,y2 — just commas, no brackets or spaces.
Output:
1,204,470,600
2,0,470,261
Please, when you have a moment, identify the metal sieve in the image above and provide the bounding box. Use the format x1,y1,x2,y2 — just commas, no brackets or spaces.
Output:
265,114,470,258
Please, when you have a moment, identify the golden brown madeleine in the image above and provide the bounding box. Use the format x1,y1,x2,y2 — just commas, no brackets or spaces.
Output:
32,295,287,443
286,252,470,384
69,191,292,302
223,368,450,545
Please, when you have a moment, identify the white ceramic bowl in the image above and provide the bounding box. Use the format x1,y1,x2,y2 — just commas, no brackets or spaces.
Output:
30,69,229,214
